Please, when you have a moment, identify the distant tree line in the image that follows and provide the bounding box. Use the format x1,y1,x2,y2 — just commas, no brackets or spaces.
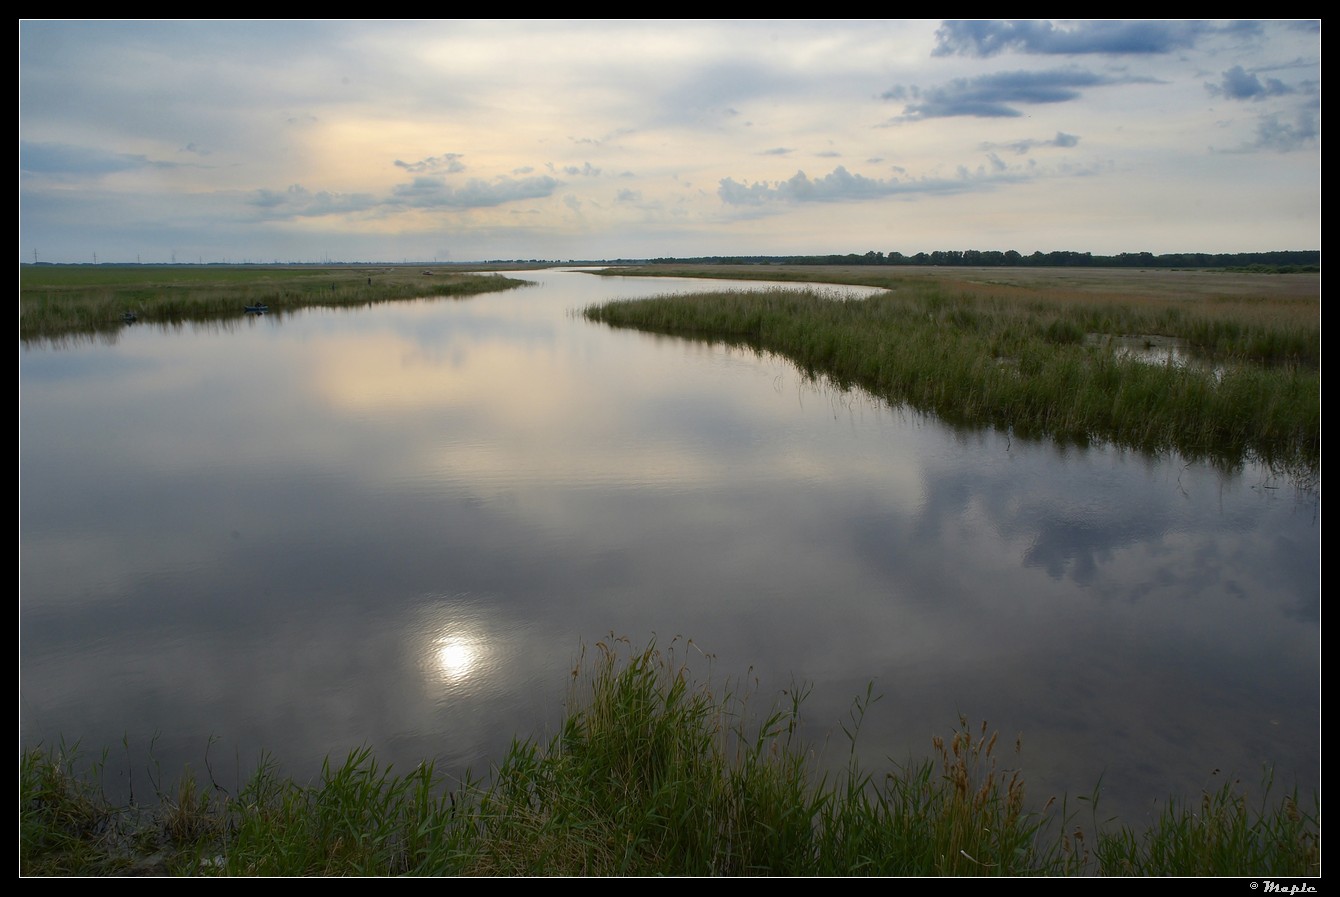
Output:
645,250,1319,272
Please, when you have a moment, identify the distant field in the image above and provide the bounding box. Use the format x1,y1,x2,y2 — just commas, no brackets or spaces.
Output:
596,263,1321,301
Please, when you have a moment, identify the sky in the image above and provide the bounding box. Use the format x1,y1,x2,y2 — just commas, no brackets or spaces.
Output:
19,19,1321,264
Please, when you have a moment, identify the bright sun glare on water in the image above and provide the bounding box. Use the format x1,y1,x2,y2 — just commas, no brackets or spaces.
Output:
434,637,480,682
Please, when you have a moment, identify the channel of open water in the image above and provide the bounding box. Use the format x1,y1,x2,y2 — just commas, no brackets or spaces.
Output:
19,269,1319,827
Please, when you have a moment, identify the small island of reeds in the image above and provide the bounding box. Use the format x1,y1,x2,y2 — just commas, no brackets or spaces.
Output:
584,266,1319,479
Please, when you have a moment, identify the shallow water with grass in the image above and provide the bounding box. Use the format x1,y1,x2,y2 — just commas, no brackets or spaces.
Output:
19,268,1318,845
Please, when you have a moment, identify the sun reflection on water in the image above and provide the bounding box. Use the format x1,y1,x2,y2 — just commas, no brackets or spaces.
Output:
434,635,482,682
413,596,508,703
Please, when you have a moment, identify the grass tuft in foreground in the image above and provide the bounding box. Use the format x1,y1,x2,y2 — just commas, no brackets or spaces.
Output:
20,639,1319,876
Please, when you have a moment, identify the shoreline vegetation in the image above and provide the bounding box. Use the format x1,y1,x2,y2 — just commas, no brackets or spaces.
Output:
584,265,1319,480
22,639,1319,876
19,265,531,343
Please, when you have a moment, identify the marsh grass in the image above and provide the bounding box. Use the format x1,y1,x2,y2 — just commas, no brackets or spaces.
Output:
1093,775,1320,877
20,742,118,875
19,266,529,341
583,281,1318,476
19,638,1320,877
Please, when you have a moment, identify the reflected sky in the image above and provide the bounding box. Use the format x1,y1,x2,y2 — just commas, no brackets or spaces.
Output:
19,270,1318,825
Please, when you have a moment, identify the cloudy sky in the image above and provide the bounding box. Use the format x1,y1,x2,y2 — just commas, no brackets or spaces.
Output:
19,20,1320,264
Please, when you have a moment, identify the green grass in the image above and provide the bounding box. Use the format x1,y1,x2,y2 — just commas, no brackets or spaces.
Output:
583,281,1319,478
20,638,1319,877
19,265,530,341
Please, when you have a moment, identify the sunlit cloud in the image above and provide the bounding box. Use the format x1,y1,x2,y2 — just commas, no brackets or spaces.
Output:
558,162,601,177
395,153,466,174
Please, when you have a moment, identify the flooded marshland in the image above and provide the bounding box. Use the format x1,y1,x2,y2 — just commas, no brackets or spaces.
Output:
19,269,1318,828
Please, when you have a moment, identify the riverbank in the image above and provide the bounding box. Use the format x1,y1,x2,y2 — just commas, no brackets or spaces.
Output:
19,265,531,341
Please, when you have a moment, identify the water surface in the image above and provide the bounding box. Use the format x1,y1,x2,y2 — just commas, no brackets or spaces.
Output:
20,269,1319,826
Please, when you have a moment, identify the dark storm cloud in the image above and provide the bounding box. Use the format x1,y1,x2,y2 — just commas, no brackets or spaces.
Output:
1207,65,1296,101
884,69,1137,120
932,20,1219,57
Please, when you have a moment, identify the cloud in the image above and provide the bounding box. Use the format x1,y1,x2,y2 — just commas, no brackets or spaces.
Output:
249,171,565,219
981,132,1081,155
1215,109,1319,153
560,162,601,177
1207,65,1295,101
717,165,989,206
394,153,466,174
15,20,1321,261
20,141,179,176
391,174,561,209
884,69,1138,119
248,184,379,218
1257,109,1319,150
932,20,1217,57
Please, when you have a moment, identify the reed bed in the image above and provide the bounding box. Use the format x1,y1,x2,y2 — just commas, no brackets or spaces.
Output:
19,266,528,341
20,639,1319,877
583,282,1319,477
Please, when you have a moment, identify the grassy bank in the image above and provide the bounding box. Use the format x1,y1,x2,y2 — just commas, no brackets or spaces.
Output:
19,265,530,341
583,276,1319,478
21,639,1319,877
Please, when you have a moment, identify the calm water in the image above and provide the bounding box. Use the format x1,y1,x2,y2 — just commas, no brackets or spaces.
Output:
19,269,1319,826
